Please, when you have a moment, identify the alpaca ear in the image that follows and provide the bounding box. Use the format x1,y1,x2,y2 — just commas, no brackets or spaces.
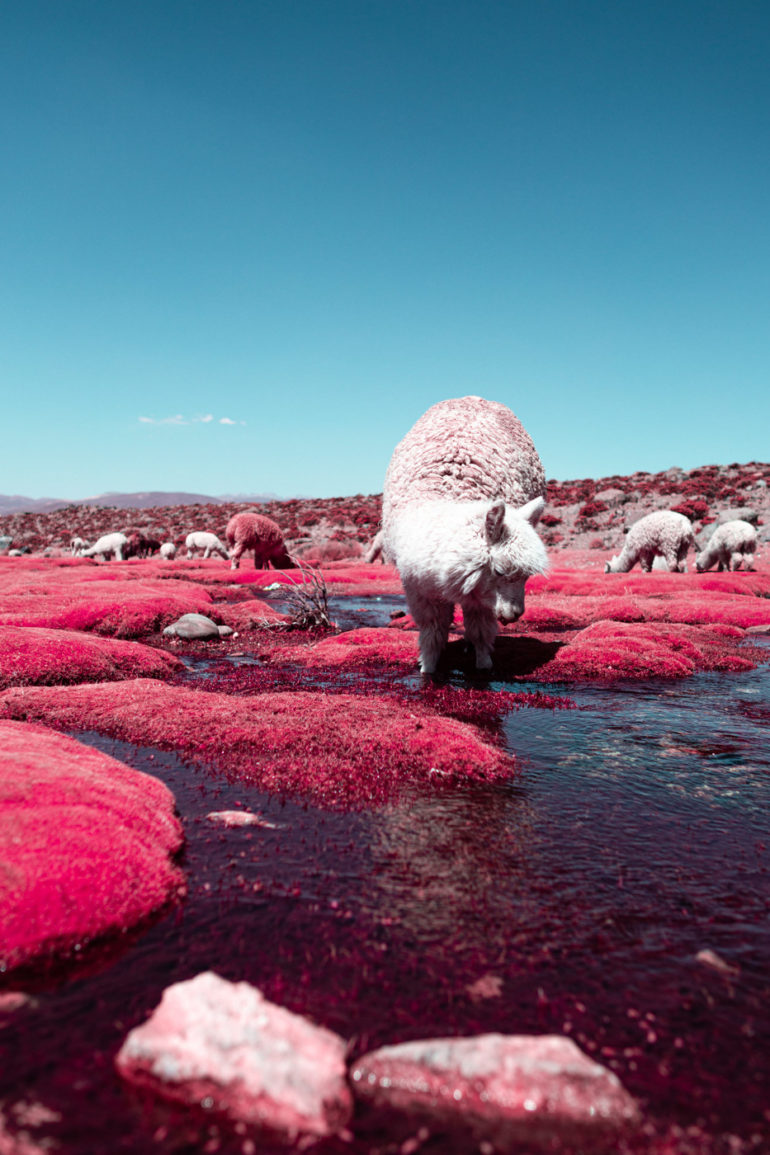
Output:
461,568,484,596
485,500,506,544
516,496,545,527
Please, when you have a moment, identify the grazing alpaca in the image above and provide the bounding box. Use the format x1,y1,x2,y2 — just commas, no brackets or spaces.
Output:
382,396,548,673
159,542,177,560
696,519,757,572
80,532,129,561
185,531,229,560
605,511,695,574
225,512,293,571
124,531,161,559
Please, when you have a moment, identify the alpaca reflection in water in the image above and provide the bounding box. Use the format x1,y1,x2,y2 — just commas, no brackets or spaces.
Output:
366,785,543,957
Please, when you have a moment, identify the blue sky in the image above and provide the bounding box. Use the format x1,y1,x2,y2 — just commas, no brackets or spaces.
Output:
2,1,768,499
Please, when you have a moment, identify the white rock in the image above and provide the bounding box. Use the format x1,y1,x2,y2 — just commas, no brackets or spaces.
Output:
115,972,352,1138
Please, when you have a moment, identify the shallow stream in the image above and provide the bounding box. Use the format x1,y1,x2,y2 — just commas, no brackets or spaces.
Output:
2,597,769,1154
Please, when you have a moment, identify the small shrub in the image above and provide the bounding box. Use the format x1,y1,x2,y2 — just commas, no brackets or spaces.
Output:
671,499,710,522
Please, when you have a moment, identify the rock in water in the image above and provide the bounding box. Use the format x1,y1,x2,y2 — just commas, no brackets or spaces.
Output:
163,613,232,639
115,971,352,1138
351,1033,639,1148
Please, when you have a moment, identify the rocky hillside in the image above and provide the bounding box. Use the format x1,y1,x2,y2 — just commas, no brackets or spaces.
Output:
1,461,767,558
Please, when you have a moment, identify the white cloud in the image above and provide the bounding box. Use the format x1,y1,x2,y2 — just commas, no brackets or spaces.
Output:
138,414,187,425
139,414,243,427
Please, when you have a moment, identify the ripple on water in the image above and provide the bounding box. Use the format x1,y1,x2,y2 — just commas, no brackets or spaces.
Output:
1,616,768,1154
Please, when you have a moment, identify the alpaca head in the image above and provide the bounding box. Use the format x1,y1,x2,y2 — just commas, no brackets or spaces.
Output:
470,496,548,623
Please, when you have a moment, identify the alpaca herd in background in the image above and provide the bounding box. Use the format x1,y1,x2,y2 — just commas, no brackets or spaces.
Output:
48,395,760,609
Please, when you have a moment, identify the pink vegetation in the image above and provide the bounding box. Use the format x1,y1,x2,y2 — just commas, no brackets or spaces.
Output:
116,971,352,1138
215,597,290,631
0,570,215,637
285,626,419,670
0,679,517,807
0,625,182,689
0,721,184,973
528,620,759,681
225,512,293,570
351,1033,639,1144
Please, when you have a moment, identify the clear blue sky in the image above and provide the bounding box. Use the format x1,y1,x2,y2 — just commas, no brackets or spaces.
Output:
2,1,768,499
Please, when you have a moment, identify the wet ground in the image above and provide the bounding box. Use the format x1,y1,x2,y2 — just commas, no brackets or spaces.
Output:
1,593,769,1154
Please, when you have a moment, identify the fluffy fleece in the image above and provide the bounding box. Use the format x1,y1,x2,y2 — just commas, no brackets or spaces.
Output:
81,531,129,561
605,511,695,574
696,519,758,572
184,530,228,560
382,396,548,673
225,512,293,571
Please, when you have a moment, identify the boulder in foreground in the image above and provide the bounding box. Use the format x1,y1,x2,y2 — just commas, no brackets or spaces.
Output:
351,1033,640,1149
116,971,352,1139
0,721,184,973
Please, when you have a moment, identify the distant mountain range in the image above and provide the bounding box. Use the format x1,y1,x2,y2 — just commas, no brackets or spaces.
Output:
0,491,281,515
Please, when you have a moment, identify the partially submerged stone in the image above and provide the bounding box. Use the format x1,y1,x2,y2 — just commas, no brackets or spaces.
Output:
351,1033,639,1147
162,613,233,639
115,971,352,1139
0,721,184,973
205,810,282,829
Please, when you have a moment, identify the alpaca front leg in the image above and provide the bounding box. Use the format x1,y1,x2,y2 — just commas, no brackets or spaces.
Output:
407,590,453,674
462,604,498,670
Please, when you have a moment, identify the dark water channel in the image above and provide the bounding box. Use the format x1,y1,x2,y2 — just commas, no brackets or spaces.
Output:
2,596,769,1154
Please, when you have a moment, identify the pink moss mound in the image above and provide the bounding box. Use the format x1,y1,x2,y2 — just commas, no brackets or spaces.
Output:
215,598,290,631
0,721,185,973
286,626,419,669
528,620,760,682
0,680,517,808
0,570,215,637
0,626,182,689
352,1034,639,1147
116,971,352,1139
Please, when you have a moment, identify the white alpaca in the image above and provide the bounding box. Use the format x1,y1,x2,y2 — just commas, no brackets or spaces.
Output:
185,531,228,560
364,529,387,564
696,520,757,572
80,532,129,561
382,396,548,674
159,541,177,560
605,511,695,574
